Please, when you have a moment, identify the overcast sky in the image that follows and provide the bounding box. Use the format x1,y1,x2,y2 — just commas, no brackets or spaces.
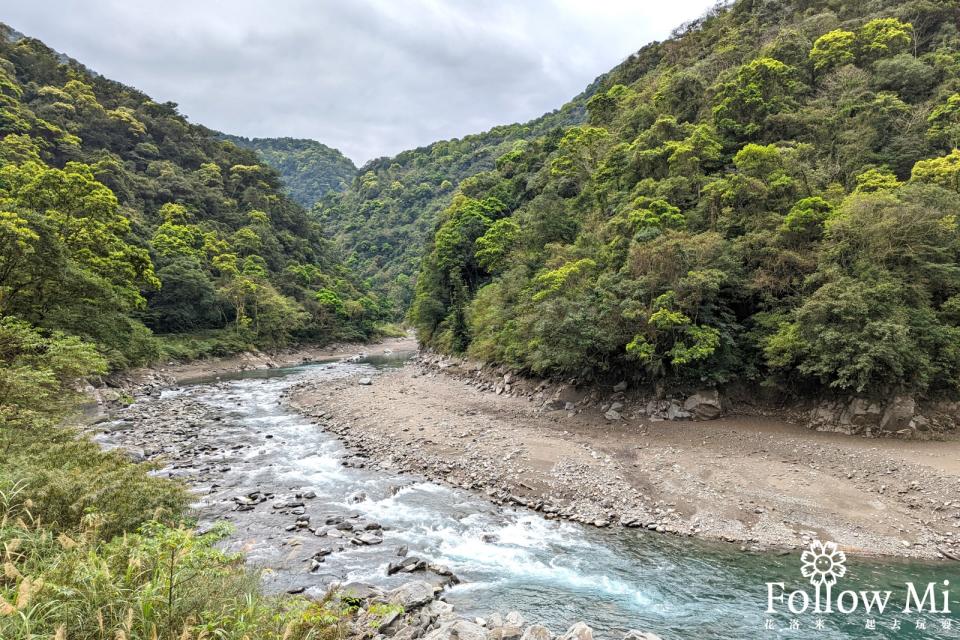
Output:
4,1,716,164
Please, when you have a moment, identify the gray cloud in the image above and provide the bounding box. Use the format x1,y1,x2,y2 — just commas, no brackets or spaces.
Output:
3,0,715,164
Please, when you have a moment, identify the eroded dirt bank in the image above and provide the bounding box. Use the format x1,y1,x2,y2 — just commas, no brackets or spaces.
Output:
287,353,960,561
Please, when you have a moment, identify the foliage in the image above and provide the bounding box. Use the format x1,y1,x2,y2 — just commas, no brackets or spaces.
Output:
0,24,386,369
221,135,357,208
410,0,960,398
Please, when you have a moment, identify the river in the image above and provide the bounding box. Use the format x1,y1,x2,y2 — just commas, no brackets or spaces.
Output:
95,352,959,639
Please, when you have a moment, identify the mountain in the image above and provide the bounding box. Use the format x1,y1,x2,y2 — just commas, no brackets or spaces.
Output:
409,0,960,399
0,23,386,368
220,134,357,208
315,86,595,316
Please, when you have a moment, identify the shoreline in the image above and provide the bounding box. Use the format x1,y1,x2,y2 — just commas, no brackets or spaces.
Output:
91,338,960,562
284,351,960,562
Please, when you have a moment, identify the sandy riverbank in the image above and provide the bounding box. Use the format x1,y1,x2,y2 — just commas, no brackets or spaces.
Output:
286,351,960,561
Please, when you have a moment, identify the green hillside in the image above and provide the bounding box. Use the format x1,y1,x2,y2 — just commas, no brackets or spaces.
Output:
0,24,388,370
315,91,594,316
220,134,357,208
410,0,960,398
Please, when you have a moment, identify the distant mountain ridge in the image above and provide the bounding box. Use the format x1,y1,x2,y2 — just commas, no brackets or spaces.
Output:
220,134,357,208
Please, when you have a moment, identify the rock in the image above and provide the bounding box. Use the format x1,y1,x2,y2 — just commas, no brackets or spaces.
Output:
356,532,382,545
387,555,423,575
666,402,692,421
422,620,488,640
387,580,436,610
613,380,628,392
604,409,621,421
521,625,553,640
623,632,662,640
122,447,146,463
347,490,368,503
339,582,383,602
880,395,915,432
558,623,593,640
682,389,722,420
358,377,373,386
396,544,409,557
609,402,624,413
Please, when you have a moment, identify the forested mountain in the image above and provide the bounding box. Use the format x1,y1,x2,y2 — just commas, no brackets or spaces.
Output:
0,23,387,371
315,91,593,315
411,0,960,399
220,134,357,208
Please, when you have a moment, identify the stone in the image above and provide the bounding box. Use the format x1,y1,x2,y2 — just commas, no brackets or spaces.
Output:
666,402,692,421
880,395,915,432
521,625,553,640
358,377,373,386
613,380,628,392
422,620,488,640
609,402,624,413
682,389,722,420
623,632,662,640
387,580,436,610
604,409,621,421
339,582,382,601
558,623,594,640
356,532,382,545
387,555,423,575
347,490,368,503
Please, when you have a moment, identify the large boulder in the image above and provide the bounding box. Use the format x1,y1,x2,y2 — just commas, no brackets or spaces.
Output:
422,619,488,640
682,389,722,420
880,395,915,432
387,580,436,610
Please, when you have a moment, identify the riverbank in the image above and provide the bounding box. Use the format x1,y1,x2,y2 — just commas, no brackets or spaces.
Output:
287,352,960,561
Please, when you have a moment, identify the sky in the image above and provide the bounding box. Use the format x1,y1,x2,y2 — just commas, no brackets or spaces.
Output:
4,0,717,165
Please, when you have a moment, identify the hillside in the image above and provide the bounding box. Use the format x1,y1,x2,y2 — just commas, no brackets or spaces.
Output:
315,88,594,316
220,134,357,208
0,23,386,369
410,0,960,401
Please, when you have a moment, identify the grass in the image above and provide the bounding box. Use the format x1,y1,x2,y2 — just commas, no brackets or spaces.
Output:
0,415,362,639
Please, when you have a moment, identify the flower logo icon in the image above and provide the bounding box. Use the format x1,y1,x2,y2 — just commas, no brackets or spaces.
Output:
801,540,847,587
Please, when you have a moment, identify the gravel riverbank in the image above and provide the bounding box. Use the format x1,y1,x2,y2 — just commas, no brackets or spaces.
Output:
286,351,960,561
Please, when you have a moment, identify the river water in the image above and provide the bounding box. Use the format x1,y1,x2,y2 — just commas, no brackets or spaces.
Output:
98,353,959,639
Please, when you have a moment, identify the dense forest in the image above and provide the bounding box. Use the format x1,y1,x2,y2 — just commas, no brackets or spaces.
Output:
0,24,391,373
408,0,960,399
315,93,592,315
221,134,357,208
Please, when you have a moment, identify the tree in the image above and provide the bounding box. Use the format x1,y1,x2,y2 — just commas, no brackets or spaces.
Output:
713,58,801,141
809,30,856,73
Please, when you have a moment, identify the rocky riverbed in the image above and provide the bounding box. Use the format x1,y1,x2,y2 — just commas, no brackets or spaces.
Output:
87,340,960,638
287,352,960,561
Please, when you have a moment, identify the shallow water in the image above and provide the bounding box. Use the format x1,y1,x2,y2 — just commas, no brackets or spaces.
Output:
101,355,960,639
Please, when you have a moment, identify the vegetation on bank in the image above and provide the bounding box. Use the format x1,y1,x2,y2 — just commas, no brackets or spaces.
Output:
0,23,394,375
409,0,960,399
0,23,394,640
0,320,358,639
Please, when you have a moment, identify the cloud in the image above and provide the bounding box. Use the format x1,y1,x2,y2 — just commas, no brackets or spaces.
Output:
3,0,716,163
